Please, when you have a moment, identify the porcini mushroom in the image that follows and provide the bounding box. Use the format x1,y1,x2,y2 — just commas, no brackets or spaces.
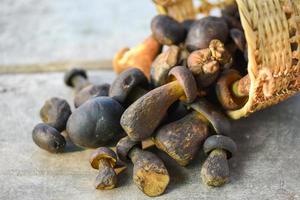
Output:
66,97,124,148
40,97,72,132
89,147,118,190
121,66,197,141
64,68,90,93
32,123,66,153
201,135,237,187
113,35,161,78
116,136,170,197
109,68,149,107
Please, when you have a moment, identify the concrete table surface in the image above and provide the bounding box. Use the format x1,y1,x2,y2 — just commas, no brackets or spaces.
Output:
0,71,299,200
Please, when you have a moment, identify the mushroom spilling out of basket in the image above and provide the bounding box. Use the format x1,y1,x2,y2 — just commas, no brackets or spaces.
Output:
32,0,300,197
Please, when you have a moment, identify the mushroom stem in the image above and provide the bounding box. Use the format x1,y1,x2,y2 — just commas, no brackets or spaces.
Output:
128,147,170,197
201,148,229,187
231,74,250,98
121,80,185,141
95,159,117,190
71,75,90,93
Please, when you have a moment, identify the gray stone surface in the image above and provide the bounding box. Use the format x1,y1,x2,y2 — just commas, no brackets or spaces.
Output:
0,0,156,70
0,71,299,200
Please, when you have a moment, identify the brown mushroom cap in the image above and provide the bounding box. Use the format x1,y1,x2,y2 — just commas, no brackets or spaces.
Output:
64,68,87,87
168,66,198,103
74,84,110,108
216,69,247,110
150,45,180,87
116,136,141,162
109,68,148,104
203,135,237,159
190,99,231,135
90,147,117,169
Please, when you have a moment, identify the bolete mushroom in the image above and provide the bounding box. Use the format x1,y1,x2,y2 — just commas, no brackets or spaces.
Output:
89,147,118,190
113,35,161,78
216,69,249,110
151,15,186,46
201,135,237,187
64,68,90,93
40,97,72,132
74,83,110,108
187,39,232,88
109,68,149,107
150,45,180,87
185,16,229,52
32,123,66,153
116,136,170,197
66,97,124,148
154,98,230,166
121,65,198,141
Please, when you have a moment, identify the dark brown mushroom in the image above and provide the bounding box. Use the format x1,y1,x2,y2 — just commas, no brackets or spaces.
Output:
32,123,66,153
201,135,237,187
230,28,246,52
116,136,170,197
151,15,186,45
74,83,110,108
66,97,124,148
109,68,149,106
215,69,248,110
89,147,117,190
154,111,209,166
64,68,90,93
121,66,197,141
150,45,180,87
40,97,72,132
185,16,229,52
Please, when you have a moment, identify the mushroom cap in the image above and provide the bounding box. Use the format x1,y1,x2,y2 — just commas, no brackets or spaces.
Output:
203,135,237,159
186,16,229,51
109,68,148,104
40,97,72,132
151,15,186,46
168,66,198,103
190,99,231,135
66,97,124,148
150,45,180,87
74,83,110,108
90,147,117,169
153,0,183,6
182,19,195,33
215,69,247,110
64,68,87,87
32,123,66,153
116,136,141,162
230,28,246,52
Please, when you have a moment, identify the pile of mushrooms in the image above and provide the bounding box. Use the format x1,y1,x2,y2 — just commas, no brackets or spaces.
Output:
32,3,248,197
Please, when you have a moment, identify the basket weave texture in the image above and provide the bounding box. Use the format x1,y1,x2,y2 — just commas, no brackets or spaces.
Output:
154,0,300,119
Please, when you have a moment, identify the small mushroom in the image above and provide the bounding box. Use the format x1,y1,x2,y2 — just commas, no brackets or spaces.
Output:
89,147,118,190
215,69,248,110
32,123,66,153
185,16,229,52
121,66,197,141
64,68,90,93
113,35,161,78
74,83,110,108
154,111,209,166
116,136,170,197
151,15,186,46
229,28,246,52
150,45,180,87
109,68,149,106
201,135,237,187
40,97,72,132
66,97,124,148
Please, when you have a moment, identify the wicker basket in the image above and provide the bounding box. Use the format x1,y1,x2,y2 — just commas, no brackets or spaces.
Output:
153,0,300,119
